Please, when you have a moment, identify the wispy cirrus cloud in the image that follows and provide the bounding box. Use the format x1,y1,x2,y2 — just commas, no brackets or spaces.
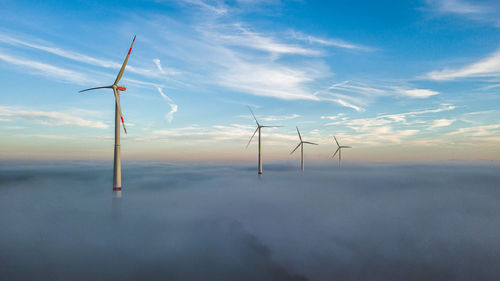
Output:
322,104,456,145
13,134,74,140
291,32,374,52
446,124,500,136
424,49,500,80
260,114,300,122
240,113,301,122
0,106,108,129
179,0,228,15
0,52,93,84
212,24,320,57
426,0,488,15
0,34,179,80
314,81,441,111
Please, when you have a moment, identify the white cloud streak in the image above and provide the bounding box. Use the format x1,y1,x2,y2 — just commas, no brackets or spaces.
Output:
446,124,500,136
427,0,487,15
424,49,500,80
180,0,228,15
150,123,299,145
429,119,455,129
214,24,320,56
0,106,108,129
0,34,179,80
323,105,456,144
292,32,374,51
0,52,92,84
157,87,178,123
400,89,440,98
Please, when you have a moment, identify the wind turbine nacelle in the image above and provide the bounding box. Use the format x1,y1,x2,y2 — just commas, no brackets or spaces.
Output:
117,86,127,91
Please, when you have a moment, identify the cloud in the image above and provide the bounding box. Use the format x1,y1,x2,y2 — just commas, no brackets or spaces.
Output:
1,163,499,280
153,58,164,73
446,124,500,136
322,97,364,112
260,114,300,122
424,49,500,80
0,106,108,129
324,104,456,145
291,32,374,51
165,104,178,123
151,123,296,144
13,134,74,140
320,113,345,121
0,34,179,81
0,53,92,84
429,119,455,129
215,57,323,100
241,113,301,122
426,0,487,15
147,18,329,102
157,87,174,103
157,87,178,123
315,81,441,112
399,89,440,98
213,24,320,57
180,0,228,15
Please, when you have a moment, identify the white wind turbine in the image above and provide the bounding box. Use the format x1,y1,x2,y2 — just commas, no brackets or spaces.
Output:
290,127,318,171
79,35,136,194
332,136,351,167
246,106,282,175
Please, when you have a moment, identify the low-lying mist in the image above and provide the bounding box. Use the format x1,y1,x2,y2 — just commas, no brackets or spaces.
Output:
0,162,499,281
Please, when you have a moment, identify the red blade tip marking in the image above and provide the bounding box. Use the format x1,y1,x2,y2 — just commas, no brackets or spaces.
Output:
121,117,127,134
127,36,136,55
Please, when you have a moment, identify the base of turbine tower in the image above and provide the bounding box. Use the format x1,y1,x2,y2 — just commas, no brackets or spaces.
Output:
113,187,122,198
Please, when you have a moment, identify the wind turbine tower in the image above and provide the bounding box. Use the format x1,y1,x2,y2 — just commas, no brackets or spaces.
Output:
246,106,281,174
332,136,352,167
291,127,318,171
79,35,136,195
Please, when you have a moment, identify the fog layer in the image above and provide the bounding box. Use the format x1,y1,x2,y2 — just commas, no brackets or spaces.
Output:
0,162,499,281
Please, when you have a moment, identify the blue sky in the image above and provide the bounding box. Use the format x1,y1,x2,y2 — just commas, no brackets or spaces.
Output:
0,0,499,162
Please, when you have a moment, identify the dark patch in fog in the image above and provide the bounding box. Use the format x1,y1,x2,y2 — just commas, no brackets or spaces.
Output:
0,162,499,280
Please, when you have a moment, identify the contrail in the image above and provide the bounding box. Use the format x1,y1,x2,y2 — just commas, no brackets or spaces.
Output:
157,87,177,123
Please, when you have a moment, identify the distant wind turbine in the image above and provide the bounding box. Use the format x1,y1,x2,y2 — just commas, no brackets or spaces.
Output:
246,106,282,175
291,127,318,171
332,136,351,167
79,35,136,194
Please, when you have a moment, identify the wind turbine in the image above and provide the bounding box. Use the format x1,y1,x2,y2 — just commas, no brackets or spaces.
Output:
246,106,281,175
332,136,351,167
79,35,136,194
290,127,318,171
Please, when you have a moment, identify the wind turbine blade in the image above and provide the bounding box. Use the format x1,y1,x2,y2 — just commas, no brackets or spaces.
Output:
78,86,112,93
296,126,302,141
247,106,260,126
290,143,301,154
333,136,340,147
113,88,127,134
303,141,318,145
246,127,258,148
260,125,283,128
342,146,352,148
121,116,127,134
114,35,136,85
332,148,340,158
